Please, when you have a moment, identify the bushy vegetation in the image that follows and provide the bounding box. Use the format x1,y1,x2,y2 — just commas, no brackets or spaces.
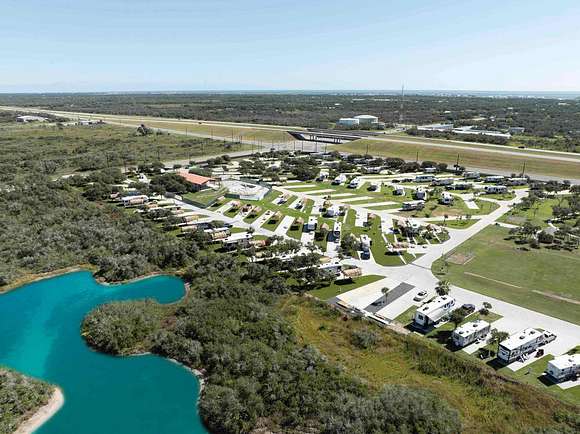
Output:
0,174,200,287
82,259,463,434
0,368,53,433
0,122,236,178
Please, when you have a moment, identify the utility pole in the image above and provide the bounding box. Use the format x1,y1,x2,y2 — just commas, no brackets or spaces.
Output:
415,150,419,162
366,141,370,156
522,161,526,175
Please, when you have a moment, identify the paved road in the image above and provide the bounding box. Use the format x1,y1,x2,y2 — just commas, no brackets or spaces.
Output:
3,105,580,183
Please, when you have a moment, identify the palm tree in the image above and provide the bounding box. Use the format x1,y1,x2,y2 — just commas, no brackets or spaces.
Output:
488,329,510,357
381,286,390,305
435,280,450,296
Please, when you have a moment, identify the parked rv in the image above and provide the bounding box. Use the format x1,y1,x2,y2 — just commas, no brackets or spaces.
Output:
413,296,456,328
452,320,491,348
497,328,557,364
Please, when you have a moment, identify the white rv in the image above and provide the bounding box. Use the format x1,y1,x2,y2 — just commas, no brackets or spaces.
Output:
306,216,318,232
484,185,508,194
332,174,347,185
484,175,505,183
333,221,342,239
414,188,428,201
498,328,557,364
121,195,149,207
452,320,491,348
505,177,527,186
464,171,480,180
413,296,456,328
415,174,435,183
432,178,454,186
439,192,454,205
393,185,406,196
545,354,580,382
402,200,425,211
348,177,361,188
325,205,341,218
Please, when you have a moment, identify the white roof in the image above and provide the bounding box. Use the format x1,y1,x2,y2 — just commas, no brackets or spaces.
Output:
548,354,580,370
500,328,542,351
417,296,455,317
121,194,148,201
354,114,378,120
333,221,341,231
223,232,252,243
454,320,489,337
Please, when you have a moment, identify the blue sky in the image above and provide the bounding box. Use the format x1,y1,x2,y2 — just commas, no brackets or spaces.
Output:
1,0,579,92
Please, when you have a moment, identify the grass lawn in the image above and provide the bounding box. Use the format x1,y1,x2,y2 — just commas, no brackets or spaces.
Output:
278,296,577,433
396,197,498,219
499,196,575,228
424,311,503,345
433,225,580,324
334,138,580,180
440,218,479,229
497,355,580,405
183,187,228,207
394,305,417,323
308,275,384,300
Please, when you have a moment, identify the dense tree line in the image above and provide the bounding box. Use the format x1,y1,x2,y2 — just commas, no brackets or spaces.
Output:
2,92,579,145
0,368,53,433
82,256,462,434
0,174,201,287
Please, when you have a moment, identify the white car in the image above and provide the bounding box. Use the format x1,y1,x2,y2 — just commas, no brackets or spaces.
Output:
413,290,428,301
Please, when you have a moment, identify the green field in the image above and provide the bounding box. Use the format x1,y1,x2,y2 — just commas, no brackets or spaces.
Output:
308,275,384,300
334,138,580,180
279,296,579,433
433,226,580,324
183,187,228,207
499,196,574,228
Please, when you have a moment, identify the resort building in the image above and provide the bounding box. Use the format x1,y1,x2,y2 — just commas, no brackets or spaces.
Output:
177,170,215,192
452,320,491,348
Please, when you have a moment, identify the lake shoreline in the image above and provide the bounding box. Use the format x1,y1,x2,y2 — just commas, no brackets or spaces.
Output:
0,266,185,296
14,387,64,434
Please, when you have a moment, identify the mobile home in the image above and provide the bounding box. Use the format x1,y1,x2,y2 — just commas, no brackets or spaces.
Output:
545,354,580,382
348,177,361,188
431,178,454,186
413,296,456,328
452,320,491,348
505,177,527,186
498,328,557,364
463,171,480,180
393,185,406,196
332,174,347,185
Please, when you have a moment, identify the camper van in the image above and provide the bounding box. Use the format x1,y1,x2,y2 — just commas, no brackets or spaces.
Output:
484,175,505,183
333,222,342,240
332,174,347,185
414,188,428,201
439,192,454,205
545,354,580,382
360,234,371,259
348,177,361,188
306,216,318,232
431,178,454,186
393,185,406,196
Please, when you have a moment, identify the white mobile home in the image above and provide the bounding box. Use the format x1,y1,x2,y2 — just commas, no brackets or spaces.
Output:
498,328,557,364
402,200,425,211
452,320,491,348
484,185,508,194
413,296,456,328
332,174,347,185
545,354,580,382
415,174,435,183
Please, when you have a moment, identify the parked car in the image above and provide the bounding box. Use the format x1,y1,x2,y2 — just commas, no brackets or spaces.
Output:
413,290,428,301
461,304,476,314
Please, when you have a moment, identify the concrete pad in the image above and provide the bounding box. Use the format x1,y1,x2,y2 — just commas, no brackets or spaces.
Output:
557,378,580,390
338,196,375,203
355,210,368,227
275,215,295,236
338,277,401,311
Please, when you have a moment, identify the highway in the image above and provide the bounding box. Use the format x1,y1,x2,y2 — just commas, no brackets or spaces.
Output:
2,106,580,183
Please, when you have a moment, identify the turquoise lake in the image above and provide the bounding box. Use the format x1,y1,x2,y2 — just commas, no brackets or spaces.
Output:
0,271,208,433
